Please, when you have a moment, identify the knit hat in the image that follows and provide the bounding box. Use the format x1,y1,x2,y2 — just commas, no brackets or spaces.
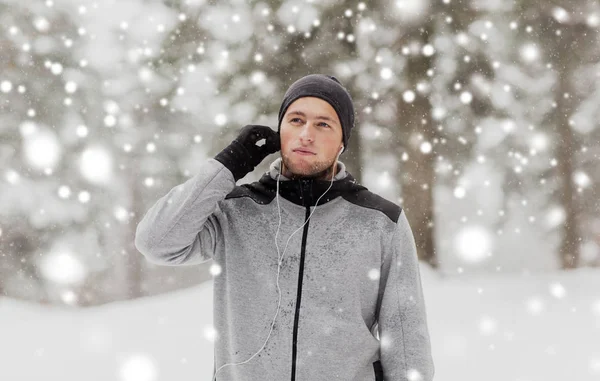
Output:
277,74,355,152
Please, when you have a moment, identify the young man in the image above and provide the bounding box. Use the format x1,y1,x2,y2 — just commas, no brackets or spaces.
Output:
135,74,435,381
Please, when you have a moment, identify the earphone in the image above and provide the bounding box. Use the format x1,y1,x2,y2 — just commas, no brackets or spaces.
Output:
212,146,344,381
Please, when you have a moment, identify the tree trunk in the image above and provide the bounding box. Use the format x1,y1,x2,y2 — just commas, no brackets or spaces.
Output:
396,96,438,268
542,13,583,269
394,23,438,268
554,54,579,269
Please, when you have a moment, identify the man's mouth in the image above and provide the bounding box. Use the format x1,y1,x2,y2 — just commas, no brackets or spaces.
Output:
293,148,315,155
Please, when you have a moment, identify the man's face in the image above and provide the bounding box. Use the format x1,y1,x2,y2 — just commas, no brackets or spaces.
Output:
279,97,343,178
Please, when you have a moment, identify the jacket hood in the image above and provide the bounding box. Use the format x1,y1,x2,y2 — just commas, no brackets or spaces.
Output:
258,158,366,207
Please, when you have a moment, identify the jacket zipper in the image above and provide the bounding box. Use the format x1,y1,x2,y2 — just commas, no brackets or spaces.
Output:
291,205,311,381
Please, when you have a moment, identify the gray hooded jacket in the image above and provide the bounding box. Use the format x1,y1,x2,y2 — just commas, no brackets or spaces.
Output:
134,158,434,381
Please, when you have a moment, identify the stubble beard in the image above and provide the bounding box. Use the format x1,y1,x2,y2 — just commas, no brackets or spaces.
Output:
281,154,337,180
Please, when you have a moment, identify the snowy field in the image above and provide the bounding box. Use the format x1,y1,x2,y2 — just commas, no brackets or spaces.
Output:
1,265,599,381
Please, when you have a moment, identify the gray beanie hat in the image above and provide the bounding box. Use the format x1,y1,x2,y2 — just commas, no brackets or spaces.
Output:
277,74,355,151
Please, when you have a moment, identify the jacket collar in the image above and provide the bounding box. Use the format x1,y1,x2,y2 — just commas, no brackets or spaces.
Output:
267,157,349,182
258,158,366,207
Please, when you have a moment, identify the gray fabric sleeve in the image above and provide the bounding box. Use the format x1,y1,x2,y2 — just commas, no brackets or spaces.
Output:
378,211,435,380
134,159,235,266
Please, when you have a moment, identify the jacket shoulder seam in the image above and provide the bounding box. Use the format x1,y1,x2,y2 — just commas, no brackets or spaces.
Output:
225,184,274,204
342,190,402,223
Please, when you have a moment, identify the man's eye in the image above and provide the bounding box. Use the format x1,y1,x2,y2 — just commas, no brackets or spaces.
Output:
291,118,302,123
319,122,330,128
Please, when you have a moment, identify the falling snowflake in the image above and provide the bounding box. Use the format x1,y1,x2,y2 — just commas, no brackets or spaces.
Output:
368,268,380,280
403,90,415,103
380,67,393,80
420,141,432,154
478,315,497,335
453,186,466,199
118,353,158,381
454,225,492,263
215,113,227,126
525,296,545,315
549,282,566,299
210,263,222,276
0,80,13,93
460,91,473,104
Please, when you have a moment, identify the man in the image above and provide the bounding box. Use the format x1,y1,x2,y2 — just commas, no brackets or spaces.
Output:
135,74,435,381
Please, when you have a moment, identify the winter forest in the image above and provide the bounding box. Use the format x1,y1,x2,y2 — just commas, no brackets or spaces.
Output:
1,0,600,380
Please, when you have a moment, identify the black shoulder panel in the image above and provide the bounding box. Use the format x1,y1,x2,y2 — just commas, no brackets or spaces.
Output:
342,189,402,223
224,183,275,205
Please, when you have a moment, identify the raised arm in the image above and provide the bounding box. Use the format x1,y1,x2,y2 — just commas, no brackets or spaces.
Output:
134,125,280,266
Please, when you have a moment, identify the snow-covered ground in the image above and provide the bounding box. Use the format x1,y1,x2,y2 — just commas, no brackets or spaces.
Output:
1,265,600,381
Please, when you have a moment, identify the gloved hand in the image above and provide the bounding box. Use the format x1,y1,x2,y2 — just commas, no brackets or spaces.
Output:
214,124,281,181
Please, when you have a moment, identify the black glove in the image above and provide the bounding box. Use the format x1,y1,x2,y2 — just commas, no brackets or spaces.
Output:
214,124,280,181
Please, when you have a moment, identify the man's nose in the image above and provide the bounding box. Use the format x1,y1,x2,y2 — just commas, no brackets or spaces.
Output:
298,123,314,142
